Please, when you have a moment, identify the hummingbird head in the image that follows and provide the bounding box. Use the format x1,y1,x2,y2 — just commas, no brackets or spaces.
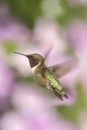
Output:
27,54,44,68
13,52,44,68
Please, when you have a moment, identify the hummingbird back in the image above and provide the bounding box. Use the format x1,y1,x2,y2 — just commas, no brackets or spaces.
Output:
42,67,68,100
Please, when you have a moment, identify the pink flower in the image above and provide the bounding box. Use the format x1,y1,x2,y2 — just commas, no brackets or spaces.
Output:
0,4,31,44
67,0,87,6
1,112,27,130
66,19,87,92
1,84,74,130
33,18,67,61
67,20,87,56
0,58,14,110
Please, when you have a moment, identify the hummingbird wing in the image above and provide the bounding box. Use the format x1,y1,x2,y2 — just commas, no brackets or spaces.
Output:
48,58,77,78
44,44,53,61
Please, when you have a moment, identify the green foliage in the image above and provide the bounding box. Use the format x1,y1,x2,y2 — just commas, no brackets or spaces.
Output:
3,40,17,54
42,0,64,18
57,82,86,123
0,0,5,2
7,0,42,28
58,0,87,26
1,0,87,28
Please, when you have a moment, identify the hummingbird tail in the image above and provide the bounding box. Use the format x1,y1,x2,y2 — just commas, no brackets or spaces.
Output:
64,93,68,99
52,88,63,101
52,88,68,101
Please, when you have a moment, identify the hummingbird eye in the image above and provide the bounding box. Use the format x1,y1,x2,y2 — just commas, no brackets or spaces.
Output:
28,55,39,68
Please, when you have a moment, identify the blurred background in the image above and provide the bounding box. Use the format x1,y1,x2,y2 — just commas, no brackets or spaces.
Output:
0,0,87,130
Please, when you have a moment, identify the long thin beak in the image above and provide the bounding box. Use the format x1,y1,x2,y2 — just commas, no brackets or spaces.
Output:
13,51,27,57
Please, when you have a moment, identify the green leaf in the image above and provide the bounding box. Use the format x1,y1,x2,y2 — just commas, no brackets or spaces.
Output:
3,40,17,54
7,0,42,28
42,0,65,18
57,0,87,26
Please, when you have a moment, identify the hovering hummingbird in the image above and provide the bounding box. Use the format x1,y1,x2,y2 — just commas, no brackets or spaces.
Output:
13,50,77,101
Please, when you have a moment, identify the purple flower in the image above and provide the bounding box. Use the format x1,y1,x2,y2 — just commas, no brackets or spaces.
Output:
1,111,27,130
33,18,67,59
0,84,75,130
67,0,87,6
0,58,14,110
0,4,31,44
66,19,87,92
67,20,87,56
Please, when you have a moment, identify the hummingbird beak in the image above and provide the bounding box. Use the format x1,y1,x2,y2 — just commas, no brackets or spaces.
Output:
13,52,27,57
13,51,32,60
13,51,35,67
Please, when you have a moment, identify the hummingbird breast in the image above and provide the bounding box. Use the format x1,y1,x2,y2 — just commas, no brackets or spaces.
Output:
32,65,47,88
32,65,68,100
33,65,62,91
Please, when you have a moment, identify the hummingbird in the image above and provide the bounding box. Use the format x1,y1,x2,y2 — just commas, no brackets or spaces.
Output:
13,51,77,101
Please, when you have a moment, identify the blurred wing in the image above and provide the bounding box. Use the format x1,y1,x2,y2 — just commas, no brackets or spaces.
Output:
49,59,77,78
44,44,53,61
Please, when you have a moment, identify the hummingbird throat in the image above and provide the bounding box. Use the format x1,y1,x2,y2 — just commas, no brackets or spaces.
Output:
28,56,39,68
